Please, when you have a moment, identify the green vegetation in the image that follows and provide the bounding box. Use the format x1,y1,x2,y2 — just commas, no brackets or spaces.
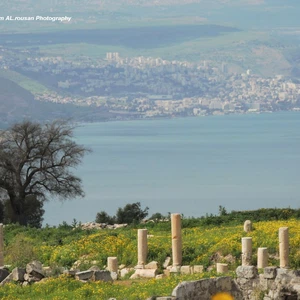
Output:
0,271,228,300
0,70,49,95
1,208,300,299
95,202,149,225
35,30,264,61
1,207,300,299
0,120,90,226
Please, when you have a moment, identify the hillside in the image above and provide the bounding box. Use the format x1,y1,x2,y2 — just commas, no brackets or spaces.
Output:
0,76,115,125
0,76,36,123
1,208,300,299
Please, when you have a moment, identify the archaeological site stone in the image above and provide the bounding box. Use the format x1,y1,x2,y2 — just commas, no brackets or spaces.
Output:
241,237,252,266
279,227,289,268
217,263,228,274
107,257,118,273
243,220,252,232
171,213,182,266
257,247,268,268
137,229,148,268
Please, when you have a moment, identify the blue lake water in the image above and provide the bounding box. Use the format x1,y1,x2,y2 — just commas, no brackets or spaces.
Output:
44,112,300,225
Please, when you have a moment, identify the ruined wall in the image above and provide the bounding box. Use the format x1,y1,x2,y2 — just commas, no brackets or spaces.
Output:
171,276,243,300
170,267,300,300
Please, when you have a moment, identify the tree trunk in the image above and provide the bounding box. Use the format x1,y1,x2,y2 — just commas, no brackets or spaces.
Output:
8,196,28,226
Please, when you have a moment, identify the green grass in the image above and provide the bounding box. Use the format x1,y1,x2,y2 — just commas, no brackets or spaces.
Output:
0,70,50,95
35,30,267,63
2,210,300,299
0,271,229,300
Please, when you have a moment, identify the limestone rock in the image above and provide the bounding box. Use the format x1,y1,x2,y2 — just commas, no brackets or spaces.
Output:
110,271,118,281
163,257,171,269
145,261,158,270
25,274,42,283
11,267,25,281
0,268,9,282
193,265,204,274
92,270,113,282
236,266,258,279
120,268,133,278
114,223,127,229
26,261,44,280
170,266,181,274
0,273,13,285
130,268,157,279
180,265,192,275
75,270,94,281
264,267,277,279
64,269,80,277
89,266,101,272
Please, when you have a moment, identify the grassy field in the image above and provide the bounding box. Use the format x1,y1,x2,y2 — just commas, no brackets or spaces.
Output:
36,30,267,61
0,70,50,95
1,216,300,299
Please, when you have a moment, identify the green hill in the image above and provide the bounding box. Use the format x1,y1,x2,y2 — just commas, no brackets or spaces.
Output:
0,76,114,125
0,76,37,123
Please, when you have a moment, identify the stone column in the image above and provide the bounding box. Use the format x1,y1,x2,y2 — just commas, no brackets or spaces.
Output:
0,224,3,267
244,220,252,232
216,263,228,274
171,213,182,267
257,247,268,268
137,229,148,268
107,257,118,272
279,227,289,268
242,237,252,266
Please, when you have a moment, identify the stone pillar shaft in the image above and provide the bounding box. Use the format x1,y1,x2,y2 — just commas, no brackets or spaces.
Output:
216,263,228,274
244,220,252,232
107,257,118,272
137,229,148,267
242,237,252,266
171,213,182,266
279,227,289,268
257,247,268,268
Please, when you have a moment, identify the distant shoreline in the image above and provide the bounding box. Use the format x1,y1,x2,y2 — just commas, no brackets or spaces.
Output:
75,110,300,127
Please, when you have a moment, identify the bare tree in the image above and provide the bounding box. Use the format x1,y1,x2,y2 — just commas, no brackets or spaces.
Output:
0,120,90,226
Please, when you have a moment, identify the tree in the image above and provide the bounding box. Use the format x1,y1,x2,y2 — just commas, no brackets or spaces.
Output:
218,205,227,216
115,202,149,224
3,195,45,228
0,120,90,226
95,211,115,225
149,212,165,221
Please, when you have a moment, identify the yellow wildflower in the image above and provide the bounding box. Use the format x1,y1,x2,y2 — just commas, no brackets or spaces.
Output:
212,292,234,300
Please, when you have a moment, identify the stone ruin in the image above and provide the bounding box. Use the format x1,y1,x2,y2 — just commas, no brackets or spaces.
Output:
0,218,300,299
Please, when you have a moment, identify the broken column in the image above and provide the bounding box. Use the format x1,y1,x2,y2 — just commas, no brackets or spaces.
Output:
171,213,182,267
257,247,268,268
107,257,118,273
279,227,289,268
137,229,148,268
244,220,252,232
0,224,4,266
216,263,228,274
242,237,252,266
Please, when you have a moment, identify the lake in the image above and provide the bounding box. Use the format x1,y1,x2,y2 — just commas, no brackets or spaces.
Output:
44,112,300,225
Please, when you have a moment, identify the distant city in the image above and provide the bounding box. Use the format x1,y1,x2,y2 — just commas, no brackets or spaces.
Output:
1,46,299,121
